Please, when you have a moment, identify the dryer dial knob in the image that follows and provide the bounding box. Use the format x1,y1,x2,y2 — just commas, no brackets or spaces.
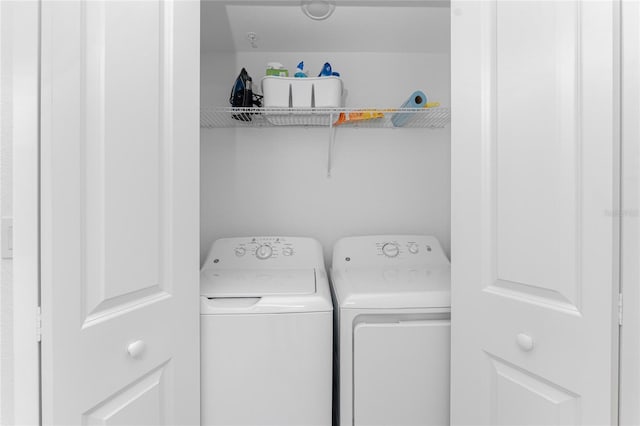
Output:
235,247,246,257
408,243,419,254
255,244,273,260
382,243,400,258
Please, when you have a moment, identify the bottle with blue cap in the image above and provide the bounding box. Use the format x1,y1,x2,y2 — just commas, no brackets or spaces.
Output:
294,61,308,78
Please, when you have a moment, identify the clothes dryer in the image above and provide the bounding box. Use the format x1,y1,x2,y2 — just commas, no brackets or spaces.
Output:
201,236,333,426
331,235,451,426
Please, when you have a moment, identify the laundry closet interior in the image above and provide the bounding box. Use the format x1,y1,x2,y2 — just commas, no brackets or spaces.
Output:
198,2,453,424
199,0,452,264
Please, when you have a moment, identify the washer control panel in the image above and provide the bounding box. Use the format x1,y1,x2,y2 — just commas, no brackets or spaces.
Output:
376,239,434,259
231,237,296,260
203,236,323,270
333,235,450,268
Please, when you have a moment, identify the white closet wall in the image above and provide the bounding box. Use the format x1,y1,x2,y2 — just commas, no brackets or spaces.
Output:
200,2,451,264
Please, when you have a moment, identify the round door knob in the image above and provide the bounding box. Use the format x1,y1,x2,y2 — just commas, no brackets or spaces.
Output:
282,247,293,256
408,243,419,254
382,243,399,258
516,333,534,351
127,340,146,359
235,247,246,257
256,244,273,260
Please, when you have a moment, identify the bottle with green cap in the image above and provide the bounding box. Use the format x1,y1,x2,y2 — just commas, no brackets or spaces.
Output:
266,62,288,77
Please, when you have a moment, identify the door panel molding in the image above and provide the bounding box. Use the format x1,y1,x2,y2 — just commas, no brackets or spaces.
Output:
79,0,176,325
488,354,580,425
82,361,170,425
478,1,586,313
485,282,580,315
82,290,171,329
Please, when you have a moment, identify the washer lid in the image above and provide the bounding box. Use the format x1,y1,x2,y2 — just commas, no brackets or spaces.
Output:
200,268,316,298
331,266,450,309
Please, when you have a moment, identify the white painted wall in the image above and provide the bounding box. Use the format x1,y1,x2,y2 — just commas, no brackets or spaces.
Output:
0,1,14,423
200,50,451,264
620,1,640,424
6,1,40,423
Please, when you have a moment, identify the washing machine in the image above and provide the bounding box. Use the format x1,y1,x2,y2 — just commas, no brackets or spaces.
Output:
331,235,451,426
200,236,333,426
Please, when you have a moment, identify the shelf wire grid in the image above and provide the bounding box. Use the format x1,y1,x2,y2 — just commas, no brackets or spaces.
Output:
200,107,450,129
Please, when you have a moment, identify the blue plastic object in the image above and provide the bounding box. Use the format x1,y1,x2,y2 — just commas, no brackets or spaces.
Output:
391,90,428,127
318,62,333,77
294,61,307,78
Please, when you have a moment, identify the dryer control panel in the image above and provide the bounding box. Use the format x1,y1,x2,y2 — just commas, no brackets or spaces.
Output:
332,235,450,268
203,236,325,270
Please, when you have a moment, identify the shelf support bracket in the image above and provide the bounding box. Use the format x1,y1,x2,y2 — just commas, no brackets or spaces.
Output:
327,113,337,177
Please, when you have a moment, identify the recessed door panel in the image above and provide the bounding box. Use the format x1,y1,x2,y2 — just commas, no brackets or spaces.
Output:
83,0,168,324
353,320,450,426
489,357,579,426
82,364,168,426
495,2,581,310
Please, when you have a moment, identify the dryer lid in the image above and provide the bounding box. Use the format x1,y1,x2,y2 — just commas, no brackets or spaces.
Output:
200,268,316,298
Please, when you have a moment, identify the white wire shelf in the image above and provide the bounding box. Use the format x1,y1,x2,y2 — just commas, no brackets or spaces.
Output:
200,107,450,129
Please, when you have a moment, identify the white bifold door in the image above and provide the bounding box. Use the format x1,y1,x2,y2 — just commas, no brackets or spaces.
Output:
39,1,200,424
451,1,619,425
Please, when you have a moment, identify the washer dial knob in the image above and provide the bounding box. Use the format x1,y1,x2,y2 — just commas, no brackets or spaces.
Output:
382,243,400,258
408,243,419,254
235,247,246,257
255,244,273,260
282,247,293,256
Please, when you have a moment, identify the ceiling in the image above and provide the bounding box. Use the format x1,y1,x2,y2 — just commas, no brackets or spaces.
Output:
201,0,450,54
